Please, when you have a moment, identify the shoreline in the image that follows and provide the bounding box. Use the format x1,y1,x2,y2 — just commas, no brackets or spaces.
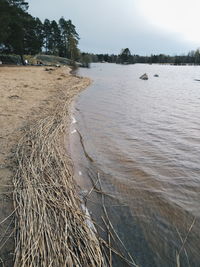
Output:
0,66,105,266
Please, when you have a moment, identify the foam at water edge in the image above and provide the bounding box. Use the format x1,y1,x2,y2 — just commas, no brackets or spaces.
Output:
72,116,77,124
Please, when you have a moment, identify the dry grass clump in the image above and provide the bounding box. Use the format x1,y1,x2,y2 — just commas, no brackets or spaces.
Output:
13,100,106,266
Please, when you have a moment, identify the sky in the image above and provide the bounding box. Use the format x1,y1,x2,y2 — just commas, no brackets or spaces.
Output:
28,0,200,55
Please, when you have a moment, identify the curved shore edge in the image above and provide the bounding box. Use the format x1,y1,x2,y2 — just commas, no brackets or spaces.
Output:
0,66,106,266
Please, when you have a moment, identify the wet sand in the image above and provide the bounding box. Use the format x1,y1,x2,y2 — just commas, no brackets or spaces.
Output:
0,66,90,265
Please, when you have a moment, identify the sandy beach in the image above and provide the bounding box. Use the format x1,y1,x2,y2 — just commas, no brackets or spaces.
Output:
0,66,105,266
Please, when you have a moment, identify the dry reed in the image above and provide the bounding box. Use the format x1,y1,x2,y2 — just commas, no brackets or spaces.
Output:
13,96,106,266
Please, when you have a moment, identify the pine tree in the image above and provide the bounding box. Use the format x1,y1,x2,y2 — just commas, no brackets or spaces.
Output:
119,48,131,64
0,0,11,44
7,0,28,10
68,35,79,62
59,18,79,61
43,19,51,54
23,17,44,55
0,1,43,63
48,20,61,55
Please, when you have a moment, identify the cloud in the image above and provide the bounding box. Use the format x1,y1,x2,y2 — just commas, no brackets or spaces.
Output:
138,0,200,44
28,0,198,55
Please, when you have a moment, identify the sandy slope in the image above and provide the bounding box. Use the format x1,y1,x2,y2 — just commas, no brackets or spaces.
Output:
0,66,90,265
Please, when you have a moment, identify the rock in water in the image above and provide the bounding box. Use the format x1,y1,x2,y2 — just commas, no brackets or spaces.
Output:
140,73,148,80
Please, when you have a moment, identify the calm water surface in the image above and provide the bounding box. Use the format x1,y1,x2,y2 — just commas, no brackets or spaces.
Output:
71,63,200,266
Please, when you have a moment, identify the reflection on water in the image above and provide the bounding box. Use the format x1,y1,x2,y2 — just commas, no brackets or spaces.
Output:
71,63,200,266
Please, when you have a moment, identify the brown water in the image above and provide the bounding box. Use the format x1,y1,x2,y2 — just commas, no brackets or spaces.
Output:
71,63,200,266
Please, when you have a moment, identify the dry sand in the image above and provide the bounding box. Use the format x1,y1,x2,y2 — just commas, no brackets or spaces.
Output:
0,66,90,265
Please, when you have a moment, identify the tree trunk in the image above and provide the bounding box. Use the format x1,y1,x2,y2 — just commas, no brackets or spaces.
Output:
20,54,25,65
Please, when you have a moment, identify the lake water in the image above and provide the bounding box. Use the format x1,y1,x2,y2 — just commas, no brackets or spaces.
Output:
71,63,200,266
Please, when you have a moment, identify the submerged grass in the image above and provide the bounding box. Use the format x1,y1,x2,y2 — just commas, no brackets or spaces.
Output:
13,98,106,266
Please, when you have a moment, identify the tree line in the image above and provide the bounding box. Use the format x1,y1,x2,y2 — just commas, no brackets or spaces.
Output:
84,48,200,65
1,1,200,67
0,0,79,64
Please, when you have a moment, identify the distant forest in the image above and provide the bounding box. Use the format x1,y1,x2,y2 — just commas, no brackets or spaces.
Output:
1,0,200,66
86,48,200,65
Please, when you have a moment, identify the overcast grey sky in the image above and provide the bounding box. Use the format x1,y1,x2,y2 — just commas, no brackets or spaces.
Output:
28,0,200,55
